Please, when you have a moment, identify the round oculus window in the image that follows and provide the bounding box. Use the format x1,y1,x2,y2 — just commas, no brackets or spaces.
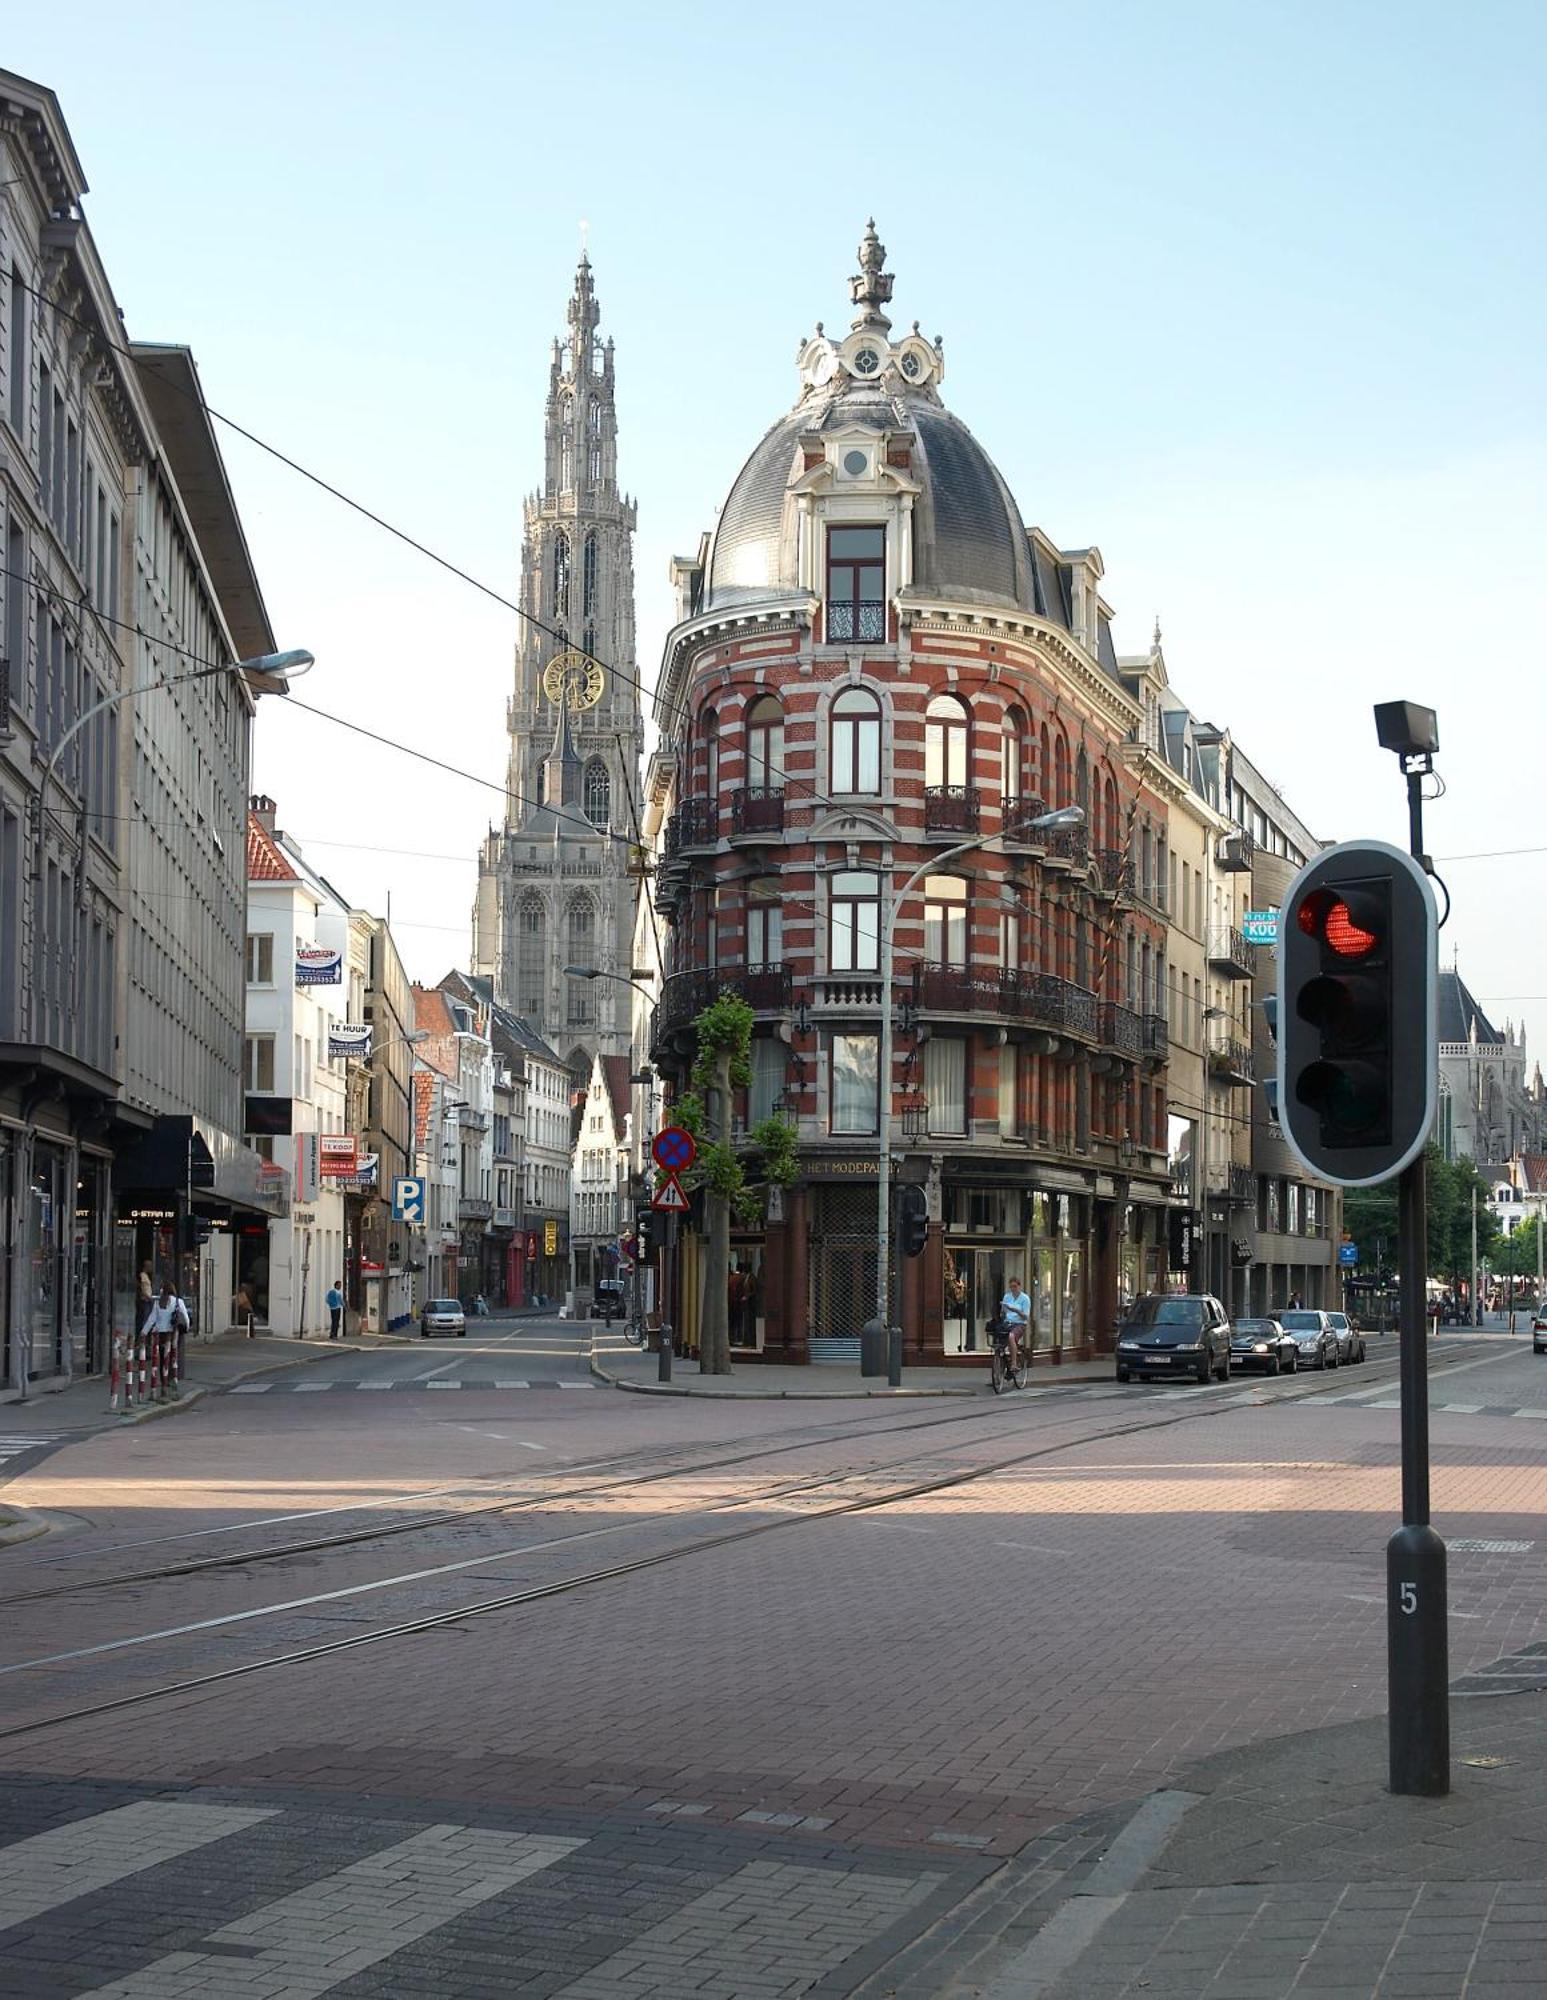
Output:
842,449,869,476
851,347,880,375
900,351,922,379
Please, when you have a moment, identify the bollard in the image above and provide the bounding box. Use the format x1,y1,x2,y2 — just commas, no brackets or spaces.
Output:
658,1322,673,1384
108,1333,123,1413
887,1323,903,1389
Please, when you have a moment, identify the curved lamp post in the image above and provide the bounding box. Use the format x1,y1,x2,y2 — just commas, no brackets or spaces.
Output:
873,803,1085,1386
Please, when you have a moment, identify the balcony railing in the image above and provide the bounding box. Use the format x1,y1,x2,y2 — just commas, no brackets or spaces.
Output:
651,965,794,1056
815,976,885,1007
923,785,981,836
458,1196,493,1222
1041,823,1089,868
492,1207,517,1229
1226,1163,1255,1206
1207,1039,1255,1085
1092,849,1135,899
825,599,886,644
1217,827,1255,872
663,795,717,856
911,965,1098,1040
729,786,785,837
1206,926,1255,979
1142,1012,1169,1061
1096,1000,1144,1057
1000,794,1050,842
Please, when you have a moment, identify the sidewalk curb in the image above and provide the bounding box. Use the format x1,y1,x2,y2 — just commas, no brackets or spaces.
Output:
586,1339,1115,1400
979,1788,1201,2000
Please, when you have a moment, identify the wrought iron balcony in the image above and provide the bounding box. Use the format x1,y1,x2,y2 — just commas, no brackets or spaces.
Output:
458,1196,493,1222
910,965,1098,1041
923,785,981,837
1206,926,1255,979
1092,849,1135,899
649,965,794,1064
1207,1039,1255,1085
1142,1012,1169,1062
1041,823,1089,870
739,963,794,1011
1000,794,1050,843
1217,827,1255,872
729,786,785,838
1226,1162,1256,1206
825,599,886,644
663,795,717,856
1096,1001,1144,1058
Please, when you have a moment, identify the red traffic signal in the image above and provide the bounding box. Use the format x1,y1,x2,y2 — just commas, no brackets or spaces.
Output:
1277,841,1436,1188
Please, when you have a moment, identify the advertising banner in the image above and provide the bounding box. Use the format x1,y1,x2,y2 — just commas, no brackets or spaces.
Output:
296,944,343,987
328,1023,372,1061
295,1132,320,1203
318,1135,359,1178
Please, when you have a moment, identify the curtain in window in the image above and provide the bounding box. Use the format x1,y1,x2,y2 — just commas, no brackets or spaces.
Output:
749,1038,786,1125
925,1038,967,1136
831,1034,878,1134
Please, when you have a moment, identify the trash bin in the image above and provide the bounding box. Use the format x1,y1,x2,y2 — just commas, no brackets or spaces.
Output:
861,1316,887,1376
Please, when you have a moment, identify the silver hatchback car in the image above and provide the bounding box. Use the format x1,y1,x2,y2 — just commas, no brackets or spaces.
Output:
420,1298,466,1339
1324,1310,1366,1364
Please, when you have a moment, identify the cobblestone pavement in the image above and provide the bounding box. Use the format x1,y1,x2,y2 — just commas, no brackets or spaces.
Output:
0,1329,1539,1995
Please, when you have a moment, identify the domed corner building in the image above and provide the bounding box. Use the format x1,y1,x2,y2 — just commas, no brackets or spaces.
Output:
647,224,1175,1367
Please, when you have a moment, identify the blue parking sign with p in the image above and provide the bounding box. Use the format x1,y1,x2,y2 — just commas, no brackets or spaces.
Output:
392,1176,425,1224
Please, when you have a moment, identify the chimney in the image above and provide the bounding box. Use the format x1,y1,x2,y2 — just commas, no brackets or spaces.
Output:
250,794,278,835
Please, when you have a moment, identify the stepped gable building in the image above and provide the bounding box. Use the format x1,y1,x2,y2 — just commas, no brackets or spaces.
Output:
472,256,642,1077
645,224,1174,1366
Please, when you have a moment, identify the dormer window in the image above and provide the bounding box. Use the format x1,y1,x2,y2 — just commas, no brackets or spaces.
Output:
826,527,885,644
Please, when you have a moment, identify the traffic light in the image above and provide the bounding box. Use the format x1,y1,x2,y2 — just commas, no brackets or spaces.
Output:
634,1209,653,1256
1277,839,1436,1187
900,1184,929,1258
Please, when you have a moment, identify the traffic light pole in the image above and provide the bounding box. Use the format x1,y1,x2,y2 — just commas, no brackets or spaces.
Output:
1387,752,1448,1797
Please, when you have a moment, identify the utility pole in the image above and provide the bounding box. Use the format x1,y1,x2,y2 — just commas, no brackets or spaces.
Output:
1471,1185,1479,1325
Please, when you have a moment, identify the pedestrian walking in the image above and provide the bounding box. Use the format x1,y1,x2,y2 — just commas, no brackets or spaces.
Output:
141,1282,190,1397
326,1281,344,1340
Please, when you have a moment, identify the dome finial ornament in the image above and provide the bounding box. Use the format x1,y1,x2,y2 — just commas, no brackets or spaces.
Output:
850,218,894,333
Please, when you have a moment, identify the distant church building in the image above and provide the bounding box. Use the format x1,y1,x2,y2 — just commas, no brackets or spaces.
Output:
472,257,642,1074
1436,968,1544,1166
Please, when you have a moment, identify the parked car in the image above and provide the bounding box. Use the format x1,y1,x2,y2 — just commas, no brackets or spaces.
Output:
590,1280,626,1321
1115,1295,1232,1385
1228,1316,1299,1376
1277,1309,1337,1369
1325,1311,1366,1364
1533,1306,1547,1355
420,1298,466,1339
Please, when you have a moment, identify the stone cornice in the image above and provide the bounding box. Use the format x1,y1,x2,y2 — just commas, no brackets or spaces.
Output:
655,599,813,732
904,601,1140,735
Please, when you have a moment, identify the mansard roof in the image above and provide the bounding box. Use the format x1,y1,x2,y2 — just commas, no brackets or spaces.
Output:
1438,971,1502,1046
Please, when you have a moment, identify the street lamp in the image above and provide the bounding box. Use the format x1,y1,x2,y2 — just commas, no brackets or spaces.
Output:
1201,1005,1227,1299
34,647,315,864
873,804,1085,1386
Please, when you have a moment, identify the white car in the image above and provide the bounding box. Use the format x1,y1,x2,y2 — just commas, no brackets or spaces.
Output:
420,1298,466,1338
1534,1307,1547,1356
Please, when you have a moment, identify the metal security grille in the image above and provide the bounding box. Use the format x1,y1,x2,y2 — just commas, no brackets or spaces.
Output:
809,1186,883,1352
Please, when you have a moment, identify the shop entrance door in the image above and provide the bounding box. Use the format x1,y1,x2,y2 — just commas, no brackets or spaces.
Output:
943,1244,1017,1354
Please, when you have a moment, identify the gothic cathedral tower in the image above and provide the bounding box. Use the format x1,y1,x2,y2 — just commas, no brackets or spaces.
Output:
471,257,643,1074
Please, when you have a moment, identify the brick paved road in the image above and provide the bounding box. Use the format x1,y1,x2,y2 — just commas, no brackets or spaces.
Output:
0,1327,1539,1996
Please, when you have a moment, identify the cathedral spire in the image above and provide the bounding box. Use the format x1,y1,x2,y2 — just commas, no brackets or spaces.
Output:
544,690,583,811
849,218,894,334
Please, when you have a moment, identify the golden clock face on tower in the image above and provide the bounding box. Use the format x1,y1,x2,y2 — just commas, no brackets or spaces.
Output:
541,649,606,711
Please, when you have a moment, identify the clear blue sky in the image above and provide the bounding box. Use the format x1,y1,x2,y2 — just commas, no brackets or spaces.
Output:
11,1,1546,1066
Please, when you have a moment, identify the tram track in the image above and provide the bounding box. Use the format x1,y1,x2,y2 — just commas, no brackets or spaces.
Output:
0,1336,1502,1745
0,1336,1478,1608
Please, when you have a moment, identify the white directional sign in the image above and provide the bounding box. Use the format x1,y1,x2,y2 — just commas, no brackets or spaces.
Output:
391,1176,426,1224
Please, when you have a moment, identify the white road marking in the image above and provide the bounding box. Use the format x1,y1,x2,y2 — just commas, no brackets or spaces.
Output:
228,1383,271,1394
0,1801,274,1929
518,1440,548,1449
291,1381,332,1392
425,1380,460,1390
494,1379,531,1389
995,1540,1074,1556
88,1824,583,1999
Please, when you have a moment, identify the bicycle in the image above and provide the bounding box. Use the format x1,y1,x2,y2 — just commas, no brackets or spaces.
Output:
987,1318,1026,1393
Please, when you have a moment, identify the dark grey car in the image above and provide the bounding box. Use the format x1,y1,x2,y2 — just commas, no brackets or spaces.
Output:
1115,1295,1232,1385
1277,1309,1337,1369
1228,1315,1299,1375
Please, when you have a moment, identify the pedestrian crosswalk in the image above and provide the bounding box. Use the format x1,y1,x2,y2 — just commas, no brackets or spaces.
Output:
227,1378,601,1396
0,1433,63,1467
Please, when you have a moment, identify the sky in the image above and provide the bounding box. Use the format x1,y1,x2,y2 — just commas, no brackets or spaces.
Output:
10,0,1546,1065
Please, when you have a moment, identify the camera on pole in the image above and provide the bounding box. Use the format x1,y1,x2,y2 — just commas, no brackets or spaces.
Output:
1276,839,1437,1189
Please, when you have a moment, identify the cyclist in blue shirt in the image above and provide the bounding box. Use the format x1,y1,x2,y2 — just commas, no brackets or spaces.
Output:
998,1278,1030,1373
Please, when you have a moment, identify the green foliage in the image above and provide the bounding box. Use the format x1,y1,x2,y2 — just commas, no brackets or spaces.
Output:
750,1114,799,1189
1342,1143,1504,1279
691,994,754,1094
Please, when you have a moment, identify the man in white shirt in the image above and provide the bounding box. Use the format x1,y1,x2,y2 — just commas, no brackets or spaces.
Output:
141,1282,190,1397
999,1277,1030,1372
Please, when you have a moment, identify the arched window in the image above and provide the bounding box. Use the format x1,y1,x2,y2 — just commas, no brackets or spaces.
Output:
583,532,598,616
588,399,603,433
1140,940,1152,1015
559,398,573,490
566,897,595,1017
701,707,719,798
923,874,968,966
583,622,597,663
1000,706,1025,802
924,693,970,791
1038,721,1051,797
589,444,602,484
583,758,611,827
1103,772,1118,852
516,894,545,1016
830,687,881,794
829,870,880,972
1053,732,1070,807
746,694,784,790
552,532,571,618
1075,747,1090,818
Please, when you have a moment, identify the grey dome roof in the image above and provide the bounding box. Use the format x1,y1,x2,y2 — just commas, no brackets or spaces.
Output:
704,386,1037,615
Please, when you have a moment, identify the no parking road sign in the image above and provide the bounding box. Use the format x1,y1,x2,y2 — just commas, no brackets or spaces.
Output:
651,1125,697,1173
